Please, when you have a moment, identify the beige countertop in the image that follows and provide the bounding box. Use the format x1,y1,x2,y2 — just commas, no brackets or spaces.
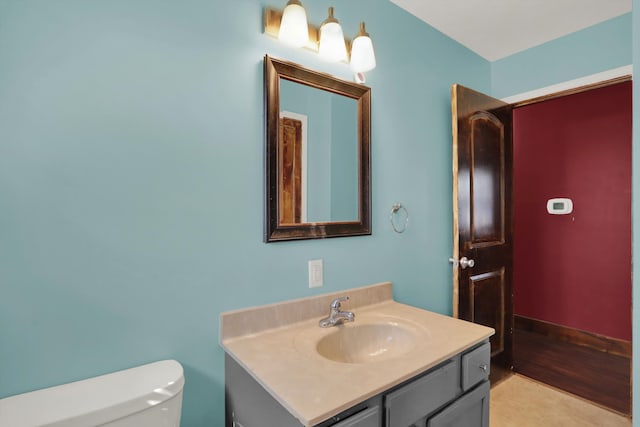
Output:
220,282,494,426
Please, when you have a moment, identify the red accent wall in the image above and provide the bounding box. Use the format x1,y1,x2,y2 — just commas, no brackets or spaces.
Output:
513,81,632,341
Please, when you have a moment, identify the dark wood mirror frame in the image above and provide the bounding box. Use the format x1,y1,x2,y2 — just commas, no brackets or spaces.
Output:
264,55,371,242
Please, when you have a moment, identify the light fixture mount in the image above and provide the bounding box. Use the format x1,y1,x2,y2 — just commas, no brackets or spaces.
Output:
321,6,339,26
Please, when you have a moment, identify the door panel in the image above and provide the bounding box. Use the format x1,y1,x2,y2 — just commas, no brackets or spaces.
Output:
452,84,514,380
469,269,505,356
469,112,505,244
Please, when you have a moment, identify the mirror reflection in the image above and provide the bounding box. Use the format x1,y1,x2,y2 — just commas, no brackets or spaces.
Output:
279,79,358,224
264,55,371,242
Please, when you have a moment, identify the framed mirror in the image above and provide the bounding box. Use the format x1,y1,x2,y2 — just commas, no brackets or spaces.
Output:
264,55,371,242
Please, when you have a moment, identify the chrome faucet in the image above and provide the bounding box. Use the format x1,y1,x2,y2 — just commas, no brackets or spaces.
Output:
319,296,355,328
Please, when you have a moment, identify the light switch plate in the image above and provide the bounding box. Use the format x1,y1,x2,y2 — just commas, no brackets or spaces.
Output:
308,259,323,288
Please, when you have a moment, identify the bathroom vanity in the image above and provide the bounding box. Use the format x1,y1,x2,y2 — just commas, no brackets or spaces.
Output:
220,283,494,427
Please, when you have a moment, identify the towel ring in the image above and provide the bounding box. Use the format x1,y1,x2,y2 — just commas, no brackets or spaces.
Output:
390,203,409,233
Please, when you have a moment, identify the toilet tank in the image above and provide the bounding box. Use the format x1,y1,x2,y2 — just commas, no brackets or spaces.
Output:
0,360,184,427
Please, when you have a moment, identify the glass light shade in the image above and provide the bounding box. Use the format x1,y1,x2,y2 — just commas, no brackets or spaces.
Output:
318,8,347,62
350,35,376,72
278,1,309,48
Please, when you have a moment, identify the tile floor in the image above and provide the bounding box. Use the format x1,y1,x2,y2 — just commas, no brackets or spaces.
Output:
490,374,631,427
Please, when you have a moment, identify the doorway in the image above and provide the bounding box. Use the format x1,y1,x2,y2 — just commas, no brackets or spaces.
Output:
511,79,632,415
452,78,632,415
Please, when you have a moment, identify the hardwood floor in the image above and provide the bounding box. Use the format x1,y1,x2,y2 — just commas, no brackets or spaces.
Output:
513,329,631,415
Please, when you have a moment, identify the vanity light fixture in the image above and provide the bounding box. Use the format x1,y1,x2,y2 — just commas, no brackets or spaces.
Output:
264,3,377,76
318,7,348,63
278,0,309,47
350,22,376,73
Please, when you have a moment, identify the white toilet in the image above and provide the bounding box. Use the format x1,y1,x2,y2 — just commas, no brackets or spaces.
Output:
0,359,184,427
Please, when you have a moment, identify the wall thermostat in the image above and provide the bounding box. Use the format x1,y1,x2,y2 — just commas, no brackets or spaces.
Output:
546,198,573,215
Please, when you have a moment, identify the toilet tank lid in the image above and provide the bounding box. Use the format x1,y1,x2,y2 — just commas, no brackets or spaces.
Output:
0,359,184,427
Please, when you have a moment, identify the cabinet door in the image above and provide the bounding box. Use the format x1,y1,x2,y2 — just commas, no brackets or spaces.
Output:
427,381,489,427
385,358,460,426
331,406,379,427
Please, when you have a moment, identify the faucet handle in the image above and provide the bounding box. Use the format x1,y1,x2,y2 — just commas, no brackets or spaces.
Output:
330,296,349,309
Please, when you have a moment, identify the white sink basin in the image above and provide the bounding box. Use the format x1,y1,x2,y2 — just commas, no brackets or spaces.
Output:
315,322,420,364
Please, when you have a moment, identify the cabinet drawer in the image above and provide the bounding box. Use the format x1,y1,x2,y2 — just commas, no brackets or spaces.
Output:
331,406,379,427
385,358,461,426
461,342,490,391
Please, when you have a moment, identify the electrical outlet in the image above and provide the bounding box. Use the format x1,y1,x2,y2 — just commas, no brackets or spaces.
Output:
308,259,323,288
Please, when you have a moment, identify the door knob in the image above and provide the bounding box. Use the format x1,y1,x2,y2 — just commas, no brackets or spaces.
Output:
449,256,475,269
460,257,475,269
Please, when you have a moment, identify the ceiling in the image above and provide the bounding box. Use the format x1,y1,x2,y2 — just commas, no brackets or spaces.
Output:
389,0,632,61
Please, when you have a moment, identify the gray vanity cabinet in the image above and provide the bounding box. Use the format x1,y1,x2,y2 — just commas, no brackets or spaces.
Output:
383,341,489,427
225,340,490,427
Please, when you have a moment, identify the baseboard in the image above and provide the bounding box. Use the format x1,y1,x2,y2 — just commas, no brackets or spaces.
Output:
514,315,631,359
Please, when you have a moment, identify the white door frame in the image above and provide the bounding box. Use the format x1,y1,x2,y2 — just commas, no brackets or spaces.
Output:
500,65,632,104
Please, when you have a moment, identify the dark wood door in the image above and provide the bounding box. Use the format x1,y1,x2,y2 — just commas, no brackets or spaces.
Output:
451,84,514,382
278,117,303,224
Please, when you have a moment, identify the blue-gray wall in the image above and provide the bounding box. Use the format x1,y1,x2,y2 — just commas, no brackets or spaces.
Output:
491,14,632,98
0,0,490,425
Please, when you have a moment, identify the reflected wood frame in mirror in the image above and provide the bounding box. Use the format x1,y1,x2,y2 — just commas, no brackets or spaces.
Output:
264,55,371,242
